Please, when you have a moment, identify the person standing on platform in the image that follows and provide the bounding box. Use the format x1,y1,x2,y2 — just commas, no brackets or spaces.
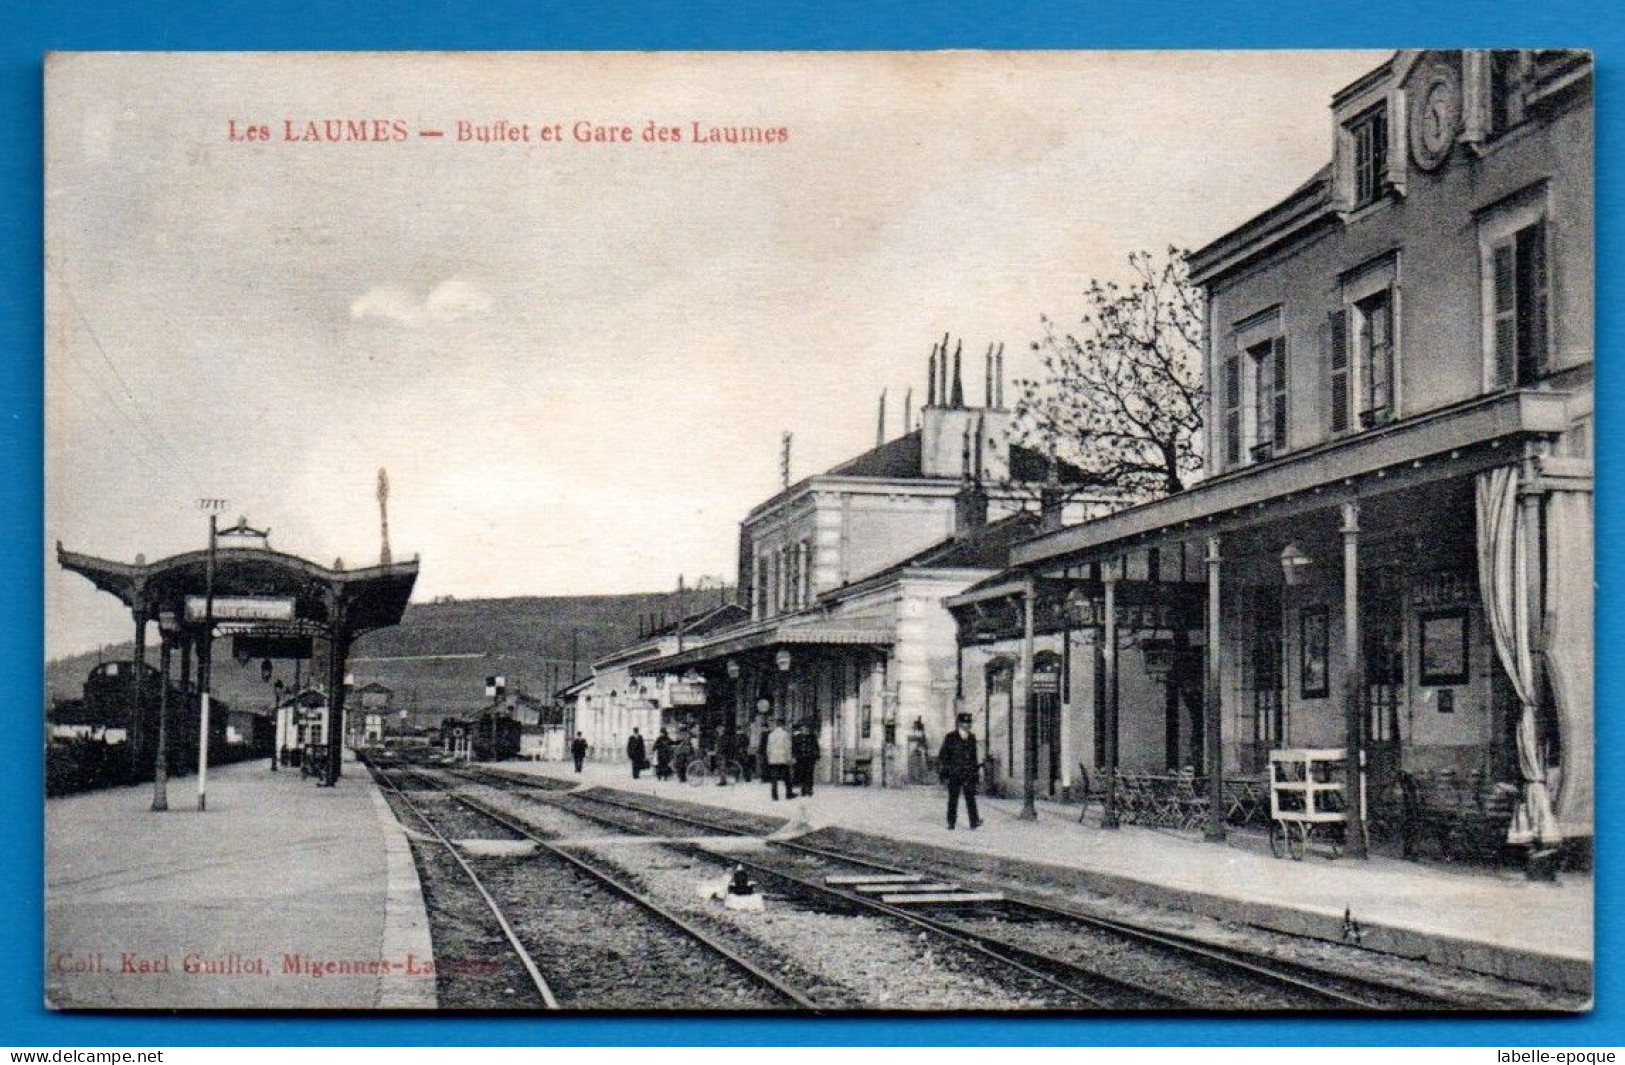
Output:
765,718,793,800
745,712,765,782
570,732,589,773
674,729,695,783
791,721,820,797
653,728,675,780
627,728,647,779
937,712,982,830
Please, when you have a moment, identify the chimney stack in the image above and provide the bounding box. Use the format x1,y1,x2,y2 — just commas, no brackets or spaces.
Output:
903,387,913,434
984,344,994,409
928,344,938,407
974,410,985,482
876,389,887,448
995,343,1005,408
950,340,964,408
939,332,950,405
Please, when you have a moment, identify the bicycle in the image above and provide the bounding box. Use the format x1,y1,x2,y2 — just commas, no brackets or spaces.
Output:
685,748,744,786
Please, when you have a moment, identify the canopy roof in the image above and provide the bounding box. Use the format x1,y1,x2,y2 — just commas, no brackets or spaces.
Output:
57,542,419,639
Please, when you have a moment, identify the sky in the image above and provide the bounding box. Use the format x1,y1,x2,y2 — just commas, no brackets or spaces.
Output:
44,50,1385,658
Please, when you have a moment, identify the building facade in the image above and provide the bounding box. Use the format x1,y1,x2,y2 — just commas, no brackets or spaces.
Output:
1000,50,1592,858
636,350,1102,785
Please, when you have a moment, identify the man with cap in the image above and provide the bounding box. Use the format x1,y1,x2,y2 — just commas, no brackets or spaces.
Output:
937,712,983,830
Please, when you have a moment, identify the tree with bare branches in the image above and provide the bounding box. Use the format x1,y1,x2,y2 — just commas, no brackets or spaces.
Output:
1012,247,1205,502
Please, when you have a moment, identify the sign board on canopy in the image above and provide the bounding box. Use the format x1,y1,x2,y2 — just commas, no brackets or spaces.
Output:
667,681,707,706
186,596,296,623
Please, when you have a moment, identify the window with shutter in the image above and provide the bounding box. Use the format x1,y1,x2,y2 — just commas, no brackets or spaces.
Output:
1247,337,1286,460
1487,218,1550,388
1516,222,1548,383
1328,309,1350,434
1491,241,1517,387
1272,338,1289,448
1250,340,1273,453
1356,289,1394,426
1348,106,1388,208
1223,347,1241,467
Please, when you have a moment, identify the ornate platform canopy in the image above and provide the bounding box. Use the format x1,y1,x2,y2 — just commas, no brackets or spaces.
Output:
57,532,419,794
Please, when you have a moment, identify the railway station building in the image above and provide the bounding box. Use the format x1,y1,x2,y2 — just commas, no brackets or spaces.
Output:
964,50,1593,861
632,352,1104,787
578,602,748,760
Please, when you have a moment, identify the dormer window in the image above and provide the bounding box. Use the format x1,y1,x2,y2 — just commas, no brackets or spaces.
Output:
1348,106,1388,208
1488,50,1528,136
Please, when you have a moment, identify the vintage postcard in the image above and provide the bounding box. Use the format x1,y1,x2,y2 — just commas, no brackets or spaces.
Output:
44,51,1593,1012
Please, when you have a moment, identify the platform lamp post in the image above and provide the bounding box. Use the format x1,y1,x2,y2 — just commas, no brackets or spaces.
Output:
271,679,285,772
152,608,179,812
197,510,219,812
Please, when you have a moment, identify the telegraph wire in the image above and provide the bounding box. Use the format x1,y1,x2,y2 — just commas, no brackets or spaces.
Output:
46,253,206,496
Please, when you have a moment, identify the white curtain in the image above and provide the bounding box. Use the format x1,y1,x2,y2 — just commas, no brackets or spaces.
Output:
1475,465,1560,848
1545,487,1593,838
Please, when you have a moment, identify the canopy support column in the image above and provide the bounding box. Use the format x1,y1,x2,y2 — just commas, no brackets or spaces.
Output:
1204,535,1227,842
1101,563,1121,829
1342,502,1369,859
151,632,171,812
1017,577,1038,821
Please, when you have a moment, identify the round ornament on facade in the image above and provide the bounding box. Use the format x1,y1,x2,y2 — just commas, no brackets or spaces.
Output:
1410,63,1462,172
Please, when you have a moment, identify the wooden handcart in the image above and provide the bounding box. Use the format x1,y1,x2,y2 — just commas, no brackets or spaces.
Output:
1268,748,1348,860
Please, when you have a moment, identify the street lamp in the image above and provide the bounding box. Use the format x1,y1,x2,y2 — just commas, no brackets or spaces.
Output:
1280,542,1313,586
271,678,285,771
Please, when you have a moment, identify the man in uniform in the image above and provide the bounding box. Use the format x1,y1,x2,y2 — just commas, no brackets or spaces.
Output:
937,712,983,830
626,727,647,779
570,731,589,773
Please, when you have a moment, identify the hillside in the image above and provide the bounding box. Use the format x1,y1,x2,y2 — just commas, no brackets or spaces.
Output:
46,589,736,719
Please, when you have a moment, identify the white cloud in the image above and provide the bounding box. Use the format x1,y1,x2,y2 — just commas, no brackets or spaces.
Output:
349,278,494,328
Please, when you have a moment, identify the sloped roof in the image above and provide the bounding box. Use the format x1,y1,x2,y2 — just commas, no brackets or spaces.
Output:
825,430,925,478
823,428,1095,487
645,601,749,640
821,511,1042,601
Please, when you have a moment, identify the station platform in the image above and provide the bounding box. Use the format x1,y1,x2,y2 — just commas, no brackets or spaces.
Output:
46,759,435,1010
501,757,1592,994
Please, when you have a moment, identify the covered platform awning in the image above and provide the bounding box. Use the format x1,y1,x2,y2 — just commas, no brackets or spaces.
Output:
56,543,419,638
1009,388,1571,573
945,573,1205,646
57,534,419,792
630,616,895,676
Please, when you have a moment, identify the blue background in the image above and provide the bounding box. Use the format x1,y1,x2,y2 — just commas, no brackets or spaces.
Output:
2,0,1617,1047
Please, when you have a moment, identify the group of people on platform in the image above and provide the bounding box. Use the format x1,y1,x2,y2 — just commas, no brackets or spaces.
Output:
604,715,822,800
568,708,983,831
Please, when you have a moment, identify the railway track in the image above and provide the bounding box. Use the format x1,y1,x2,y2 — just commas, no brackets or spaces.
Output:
370,759,820,1010
450,763,1480,1011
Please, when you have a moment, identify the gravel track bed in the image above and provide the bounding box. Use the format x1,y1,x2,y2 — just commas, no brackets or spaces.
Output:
549,793,729,837
936,910,1324,1010
809,827,1579,1010
399,791,527,841
384,772,792,1010
553,782,788,836
456,784,644,839
470,852,789,1009
740,847,1241,1009
581,839,1077,1010
379,789,550,1009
